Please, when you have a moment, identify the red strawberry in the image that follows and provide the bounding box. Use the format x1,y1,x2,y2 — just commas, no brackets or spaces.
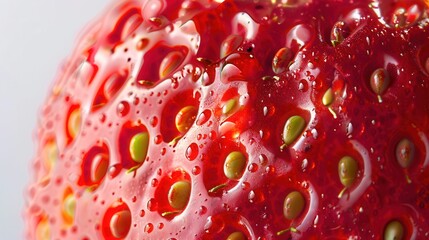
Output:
25,0,429,239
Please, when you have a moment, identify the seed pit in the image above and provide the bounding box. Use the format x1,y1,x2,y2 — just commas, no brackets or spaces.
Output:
203,139,248,196
155,169,191,219
118,122,150,170
66,105,82,144
102,201,132,239
79,142,110,187
160,90,199,143
136,44,188,87
92,69,129,111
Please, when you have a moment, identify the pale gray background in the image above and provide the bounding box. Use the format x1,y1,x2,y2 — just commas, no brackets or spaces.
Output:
0,1,109,238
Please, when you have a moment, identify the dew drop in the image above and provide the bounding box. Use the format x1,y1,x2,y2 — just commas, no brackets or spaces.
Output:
150,116,158,127
192,166,201,175
248,163,259,173
186,143,199,161
147,198,158,211
108,164,121,179
117,101,130,117
196,109,211,126
258,154,268,166
144,223,154,233
139,209,145,217
199,206,207,215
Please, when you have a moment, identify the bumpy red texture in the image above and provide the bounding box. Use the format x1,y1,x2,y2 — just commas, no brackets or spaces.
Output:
26,0,429,239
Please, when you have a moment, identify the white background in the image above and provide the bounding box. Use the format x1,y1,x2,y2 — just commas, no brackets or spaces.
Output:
0,1,109,238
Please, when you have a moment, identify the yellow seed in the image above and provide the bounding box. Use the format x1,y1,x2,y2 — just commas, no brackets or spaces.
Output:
67,108,81,139
338,156,358,188
168,181,192,210
322,88,335,106
283,191,305,220
384,220,404,240
224,151,247,180
175,106,198,133
222,98,238,115
370,68,390,103
282,115,306,146
62,194,76,224
36,217,50,240
129,132,149,163
396,138,415,168
227,231,247,240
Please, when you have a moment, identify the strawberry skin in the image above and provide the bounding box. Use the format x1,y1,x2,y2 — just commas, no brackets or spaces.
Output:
25,0,429,239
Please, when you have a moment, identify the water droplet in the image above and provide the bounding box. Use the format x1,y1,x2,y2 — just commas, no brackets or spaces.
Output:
117,101,130,117
150,116,158,127
248,163,258,173
220,34,243,58
186,143,199,161
151,178,159,187
154,135,163,144
144,223,154,233
258,154,268,166
159,51,186,79
199,206,207,215
147,198,158,211
248,189,265,203
192,166,201,175
139,209,145,217
298,79,309,92
157,222,164,229
196,109,211,126
108,164,121,179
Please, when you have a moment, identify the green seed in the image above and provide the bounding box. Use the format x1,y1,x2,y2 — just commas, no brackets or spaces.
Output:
168,180,191,210
226,231,246,240
370,68,390,103
224,151,247,180
396,138,415,168
68,108,81,139
384,220,404,240
222,98,238,115
338,156,358,188
129,132,149,163
322,88,335,106
282,115,306,146
175,106,197,133
283,191,305,220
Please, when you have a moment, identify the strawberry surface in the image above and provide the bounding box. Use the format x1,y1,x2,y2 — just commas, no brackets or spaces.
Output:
25,0,429,239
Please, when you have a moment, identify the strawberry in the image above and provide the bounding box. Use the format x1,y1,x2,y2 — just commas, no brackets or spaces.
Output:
25,0,429,239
